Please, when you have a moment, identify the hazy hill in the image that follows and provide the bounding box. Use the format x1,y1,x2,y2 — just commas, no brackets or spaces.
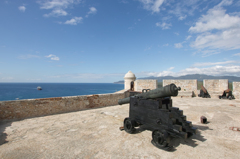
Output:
114,74,240,84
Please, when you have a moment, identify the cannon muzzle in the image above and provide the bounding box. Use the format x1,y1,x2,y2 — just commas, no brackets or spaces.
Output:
118,83,181,105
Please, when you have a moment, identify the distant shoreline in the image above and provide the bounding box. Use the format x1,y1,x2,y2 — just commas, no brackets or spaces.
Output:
113,82,124,84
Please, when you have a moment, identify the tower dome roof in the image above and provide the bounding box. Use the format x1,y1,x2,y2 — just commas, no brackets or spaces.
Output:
124,71,136,80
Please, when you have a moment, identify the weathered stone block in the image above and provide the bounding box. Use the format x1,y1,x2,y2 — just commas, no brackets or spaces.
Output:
134,80,157,92
163,80,197,97
203,79,228,92
233,82,240,99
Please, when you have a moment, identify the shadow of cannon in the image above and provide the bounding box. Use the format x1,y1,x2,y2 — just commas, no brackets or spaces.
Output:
0,121,12,145
125,124,210,151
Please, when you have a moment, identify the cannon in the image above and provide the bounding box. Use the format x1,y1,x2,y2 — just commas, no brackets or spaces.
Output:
119,84,197,150
198,85,211,98
118,83,181,105
219,89,234,100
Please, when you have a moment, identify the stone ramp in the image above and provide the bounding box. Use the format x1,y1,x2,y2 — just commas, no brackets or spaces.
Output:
1,98,240,158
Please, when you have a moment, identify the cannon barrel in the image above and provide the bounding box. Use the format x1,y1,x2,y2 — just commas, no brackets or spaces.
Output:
118,83,181,105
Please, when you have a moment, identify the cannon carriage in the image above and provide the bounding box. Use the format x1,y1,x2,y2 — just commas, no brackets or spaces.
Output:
219,89,235,100
198,85,211,98
119,84,197,150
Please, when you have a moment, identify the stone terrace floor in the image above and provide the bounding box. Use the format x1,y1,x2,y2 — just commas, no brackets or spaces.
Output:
0,97,240,159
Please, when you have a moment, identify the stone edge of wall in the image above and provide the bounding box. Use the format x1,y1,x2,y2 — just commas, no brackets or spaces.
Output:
233,82,240,100
0,92,126,121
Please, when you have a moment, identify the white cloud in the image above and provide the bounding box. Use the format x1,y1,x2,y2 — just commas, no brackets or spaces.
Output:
167,0,200,20
44,9,68,17
156,22,171,29
189,3,240,51
179,65,240,76
38,0,79,9
140,67,174,77
193,60,237,67
85,7,97,17
161,16,172,21
178,15,187,20
38,0,81,17
18,6,26,12
186,35,192,40
233,53,240,56
145,65,240,77
174,43,183,48
138,0,164,13
147,70,175,77
89,7,97,14
218,0,233,7
64,17,82,25
200,50,221,57
189,8,240,33
45,54,60,60
144,59,240,77
163,43,169,46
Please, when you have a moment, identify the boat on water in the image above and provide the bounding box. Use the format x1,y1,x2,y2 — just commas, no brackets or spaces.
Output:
37,86,42,90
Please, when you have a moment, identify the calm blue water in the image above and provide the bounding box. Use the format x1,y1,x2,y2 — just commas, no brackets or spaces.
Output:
0,83,124,101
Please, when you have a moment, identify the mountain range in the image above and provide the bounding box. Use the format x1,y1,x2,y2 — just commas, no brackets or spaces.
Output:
114,74,240,84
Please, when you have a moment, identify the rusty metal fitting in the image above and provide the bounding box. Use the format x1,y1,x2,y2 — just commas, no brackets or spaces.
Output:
200,116,207,124
119,126,124,131
229,127,240,131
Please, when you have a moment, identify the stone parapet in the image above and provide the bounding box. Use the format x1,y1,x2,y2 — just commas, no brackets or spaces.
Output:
233,82,240,99
163,80,197,97
134,80,157,92
203,79,228,92
0,93,125,121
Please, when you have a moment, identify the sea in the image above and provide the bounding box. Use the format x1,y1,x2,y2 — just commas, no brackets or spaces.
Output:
0,83,124,101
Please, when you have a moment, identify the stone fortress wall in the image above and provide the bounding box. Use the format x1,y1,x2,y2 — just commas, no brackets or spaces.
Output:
131,76,240,99
0,92,126,121
123,71,240,99
1,70,240,121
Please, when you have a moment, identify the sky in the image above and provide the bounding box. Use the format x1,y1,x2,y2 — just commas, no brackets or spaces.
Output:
1,0,240,83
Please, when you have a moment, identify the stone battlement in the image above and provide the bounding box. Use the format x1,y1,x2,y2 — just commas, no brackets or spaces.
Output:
0,92,126,121
1,78,240,121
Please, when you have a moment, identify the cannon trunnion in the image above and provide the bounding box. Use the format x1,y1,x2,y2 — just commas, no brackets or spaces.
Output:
121,84,197,150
